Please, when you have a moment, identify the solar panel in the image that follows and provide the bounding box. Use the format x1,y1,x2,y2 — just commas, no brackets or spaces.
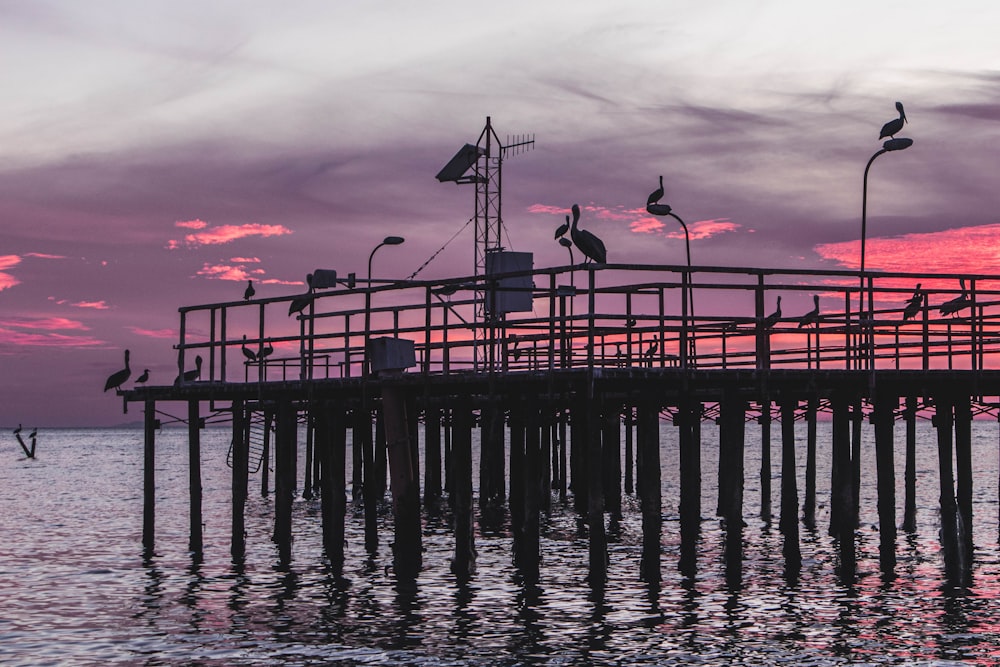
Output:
435,144,484,183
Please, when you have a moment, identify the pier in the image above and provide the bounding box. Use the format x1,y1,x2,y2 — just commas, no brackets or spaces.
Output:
121,260,1000,587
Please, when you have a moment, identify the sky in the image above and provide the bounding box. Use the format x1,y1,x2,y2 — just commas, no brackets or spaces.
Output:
3,1,1000,426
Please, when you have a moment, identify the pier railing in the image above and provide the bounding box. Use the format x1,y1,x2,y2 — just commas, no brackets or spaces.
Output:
173,264,1000,384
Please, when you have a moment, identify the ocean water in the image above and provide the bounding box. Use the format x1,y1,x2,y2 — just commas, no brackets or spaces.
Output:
2,420,1000,666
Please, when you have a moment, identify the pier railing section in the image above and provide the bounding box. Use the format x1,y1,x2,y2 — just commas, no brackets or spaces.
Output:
174,264,1000,383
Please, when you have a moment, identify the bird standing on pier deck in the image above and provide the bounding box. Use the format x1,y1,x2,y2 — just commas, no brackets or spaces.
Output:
104,349,131,392
879,102,907,140
938,279,971,317
244,280,255,301
136,369,150,384
174,355,203,385
241,335,257,362
569,204,607,264
797,295,820,328
762,297,782,329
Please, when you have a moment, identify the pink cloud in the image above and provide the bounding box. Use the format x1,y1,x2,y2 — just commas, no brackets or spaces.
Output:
170,223,292,249
197,263,254,281
72,300,110,310
1,317,90,331
630,217,666,234
128,326,175,339
25,252,67,259
0,326,106,349
667,219,741,241
176,219,208,229
0,255,22,291
231,257,261,263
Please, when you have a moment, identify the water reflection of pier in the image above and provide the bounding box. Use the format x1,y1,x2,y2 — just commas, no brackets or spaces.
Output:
122,262,1000,588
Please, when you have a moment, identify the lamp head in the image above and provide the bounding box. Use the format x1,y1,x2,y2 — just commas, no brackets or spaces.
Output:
883,137,913,152
646,203,673,216
383,236,405,245
559,238,573,248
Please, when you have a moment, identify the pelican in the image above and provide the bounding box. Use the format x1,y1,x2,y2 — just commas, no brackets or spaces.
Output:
104,349,131,392
28,427,36,440
797,295,820,328
643,338,659,367
13,424,21,435
174,355,203,385
647,175,664,207
258,341,274,360
938,279,971,317
569,204,607,264
879,101,907,140
762,296,782,329
136,369,150,384
554,215,570,240
241,335,257,362
288,274,314,316
244,280,255,301
903,284,923,321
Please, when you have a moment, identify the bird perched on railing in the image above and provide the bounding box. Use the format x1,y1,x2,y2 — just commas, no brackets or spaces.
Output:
288,274,315,316
797,295,820,328
258,341,274,361
174,355,203,385
762,297,782,329
903,284,924,320
569,204,606,264
242,335,257,363
104,349,131,392
244,279,255,301
938,279,971,317
880,101,907,140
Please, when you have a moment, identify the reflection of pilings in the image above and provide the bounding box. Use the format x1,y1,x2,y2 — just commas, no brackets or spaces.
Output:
188,400,203,557
143,399,156,556
231,399,248,562
779,399,801,574
638,402,661,584
450,402,475,579
803,397,818,530
873,391,897,576
902,396,918,533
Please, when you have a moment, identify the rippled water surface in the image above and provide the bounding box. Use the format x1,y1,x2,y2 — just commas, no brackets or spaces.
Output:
2,422,1000,665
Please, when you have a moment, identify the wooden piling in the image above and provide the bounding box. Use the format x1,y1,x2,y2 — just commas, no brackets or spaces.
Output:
143,399,156,556
720,393,745,588
678,399,700,538
273,400,296,562
352,408,364,502
231,399,248,562
571,402,588,516
779,398,801,571
602,403,622,520
302,412,314,500
480,402,505,512
587,388,607,587
356,407,378,554
539,408,552,514
451,401,475,579
424,406,442,504
830,392,855,577
522,404,541,582
637,402,660,584
851,396,863,527
624,409,634,495
509,402,526,545
934,394,963,582
903,396,917,533
318,400,347,577
759,400,772,523
260,408,272,498
873,391,897,575
188,399,203,557
803,396,817,530
381,382,422,578
954,394,974,558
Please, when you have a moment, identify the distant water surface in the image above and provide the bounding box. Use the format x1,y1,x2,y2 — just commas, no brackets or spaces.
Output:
1,422,1000,665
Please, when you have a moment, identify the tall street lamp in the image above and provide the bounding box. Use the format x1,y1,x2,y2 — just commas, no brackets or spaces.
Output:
647,177,695,368
365,236,406,373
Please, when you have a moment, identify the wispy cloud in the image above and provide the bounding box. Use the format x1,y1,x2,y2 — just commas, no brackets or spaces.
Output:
168,223,293,249
127,326,175,339
0,255,21,291
176,219,208,229
0,326,106,349
24,252,67,259
197,261,301,285
72,300,110,310
1,317,90,331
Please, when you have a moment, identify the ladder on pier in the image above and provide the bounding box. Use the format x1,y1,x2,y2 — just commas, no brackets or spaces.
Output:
226,412,269,473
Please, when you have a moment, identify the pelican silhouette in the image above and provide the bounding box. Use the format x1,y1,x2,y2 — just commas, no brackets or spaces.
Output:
241,335,257,362
13,424,21,435
797,295,820,328
174,355,203,385
938,279,971,317
244,280,255,301
903,284,924,321
258,341,274,361
762,296,782,329
288,274,314,316
647,175,664,207
879,102,907,140
554,215,570,240
643,338,659,367
569,204,607,264
136,369,150,384
28,427,36,440
104,349,131,392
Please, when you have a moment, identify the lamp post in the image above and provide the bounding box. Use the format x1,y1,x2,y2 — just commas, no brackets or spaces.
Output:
365,236,406,374
647,199,694,368
860,137,912,368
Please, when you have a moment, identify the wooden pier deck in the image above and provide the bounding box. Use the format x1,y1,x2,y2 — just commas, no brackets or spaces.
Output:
121,262,1000,586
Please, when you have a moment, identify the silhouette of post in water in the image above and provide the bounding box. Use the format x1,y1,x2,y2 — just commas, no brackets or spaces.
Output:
381,380,422,579
720,392,746,590
317,401,348,578
934,395,967,585
902,396,918,532
230,399,248,563
188,400,203,559
803,396,818,530
779,399,801,579
638,401,661,585
450,400,475,579
143,401,156,556
14,427,36,459
873,391,897,578
830,392,855,581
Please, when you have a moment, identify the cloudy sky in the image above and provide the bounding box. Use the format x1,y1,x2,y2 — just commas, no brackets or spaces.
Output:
3,1,1000,426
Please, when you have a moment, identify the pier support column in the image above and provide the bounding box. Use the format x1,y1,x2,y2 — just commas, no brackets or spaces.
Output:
678,399,701,544
934,395,965,584
587,388,607,588
638,402,661,584
424,406,442,504
873,392,897,576
356,407,378,554
624,408,635,495
517,404,542,583
318,401,347,578
260,408,273,498
231,399,248,562
954,395,974,561
851,396,863,526
759,400,772,523
803,396,818,530
451,402,476,579
902,396,918,533
720,393,745,589
352,408,365,502
509,403,526,546
480,401,505,518
571,402,588,516
602,403,622,520
188,399,203,558
143,399,156,556
273,401,296,563
381,382,422,579
779,398,801,576
303,413,314,500
830,392,855,579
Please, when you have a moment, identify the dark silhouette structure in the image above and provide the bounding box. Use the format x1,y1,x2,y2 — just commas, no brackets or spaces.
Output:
762,296,782,329
104,350,131,392
939,279,971,317
798,295,820,328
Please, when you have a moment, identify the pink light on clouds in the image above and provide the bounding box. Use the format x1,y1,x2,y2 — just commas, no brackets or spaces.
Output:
0,255,21,291
815,223,1000,274
24,252,67,259
0,326,106,349
72,300,110,310
127,326,175,339
230,257,261,263
176,219,208,229
169,223,293,249
667,219,741,241
1,317,90,331
198,263,254,281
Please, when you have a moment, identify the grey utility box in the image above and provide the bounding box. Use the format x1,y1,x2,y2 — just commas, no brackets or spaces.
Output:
369,337,416,372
